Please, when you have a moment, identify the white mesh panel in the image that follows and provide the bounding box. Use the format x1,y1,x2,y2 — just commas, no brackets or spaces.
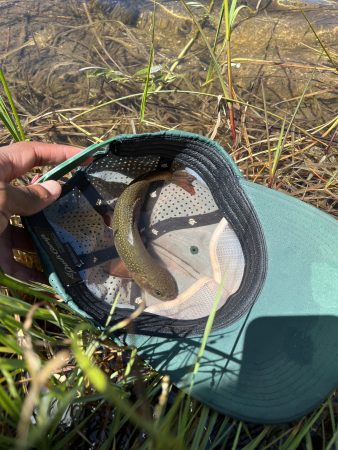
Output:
149,181,218,226
44,188,128,303
211,218,245,291
144,218,245,320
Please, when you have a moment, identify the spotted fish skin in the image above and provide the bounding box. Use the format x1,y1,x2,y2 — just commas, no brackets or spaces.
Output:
110,171,195,301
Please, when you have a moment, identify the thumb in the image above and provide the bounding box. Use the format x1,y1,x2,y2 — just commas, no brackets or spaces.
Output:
4,180,62,217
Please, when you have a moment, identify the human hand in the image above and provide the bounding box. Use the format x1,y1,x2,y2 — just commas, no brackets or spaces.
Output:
0,141,82,282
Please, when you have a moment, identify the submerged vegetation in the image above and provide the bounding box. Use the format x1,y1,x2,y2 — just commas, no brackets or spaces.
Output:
0,0,337,448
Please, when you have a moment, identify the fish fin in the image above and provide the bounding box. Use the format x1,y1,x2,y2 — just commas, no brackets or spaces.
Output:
172,171,196,196
102,213,112,228
104,259,132,279
102,214,118,241
139,275,148,285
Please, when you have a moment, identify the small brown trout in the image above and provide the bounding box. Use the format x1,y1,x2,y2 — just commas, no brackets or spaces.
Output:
105,171,196,301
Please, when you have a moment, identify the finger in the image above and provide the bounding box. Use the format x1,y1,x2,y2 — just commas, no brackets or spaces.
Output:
0,181,61,222
0,141,83,182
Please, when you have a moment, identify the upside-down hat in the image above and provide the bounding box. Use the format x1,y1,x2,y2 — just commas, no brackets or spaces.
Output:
23,131,338,424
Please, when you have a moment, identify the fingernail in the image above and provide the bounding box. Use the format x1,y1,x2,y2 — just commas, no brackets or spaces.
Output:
40,180,61,197
31,174,41,184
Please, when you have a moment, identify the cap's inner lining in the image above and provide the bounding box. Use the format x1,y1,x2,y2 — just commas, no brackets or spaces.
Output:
42,152,245,320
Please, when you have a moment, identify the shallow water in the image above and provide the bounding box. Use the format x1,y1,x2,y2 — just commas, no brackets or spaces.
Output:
0,0,337,146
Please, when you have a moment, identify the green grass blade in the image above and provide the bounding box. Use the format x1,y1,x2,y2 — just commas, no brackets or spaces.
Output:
0,269,60,303
98,408,126,450
269,118,285,186
0,96,21,140
0,68,25,140
0,95,14,123
301,11,337,72
32,393,95,450
280,402,327,450
198,410,219,449
305,430,313,450
230,5,247,28
0,334,23,355
1,369,20,400
140,1,156,121
204,2,224,85
242,426,272,450
189,270,228,390
72,335,186,449
0,383,21,420
231,421,243,450
269,58,317,187
180,0,230,99
190,405,210,449
209,417,234,449
0,294,81,332
0,358,25,371
224,0,230,41
328,397,336,430
326,426,338,450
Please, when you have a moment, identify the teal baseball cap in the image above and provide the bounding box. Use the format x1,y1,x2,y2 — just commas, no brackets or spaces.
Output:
23,131,338,424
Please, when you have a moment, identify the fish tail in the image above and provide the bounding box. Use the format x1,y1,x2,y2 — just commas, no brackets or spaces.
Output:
171,170,196,195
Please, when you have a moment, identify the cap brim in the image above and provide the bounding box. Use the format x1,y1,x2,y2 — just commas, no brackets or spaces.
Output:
125,180,338,423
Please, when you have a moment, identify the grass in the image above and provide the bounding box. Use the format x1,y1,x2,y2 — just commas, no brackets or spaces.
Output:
140,0,156,121
0,68,25,141
0,0,337,448
1,283,337,450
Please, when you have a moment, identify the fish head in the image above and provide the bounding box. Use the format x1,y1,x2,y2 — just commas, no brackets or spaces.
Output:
132,270,178,301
